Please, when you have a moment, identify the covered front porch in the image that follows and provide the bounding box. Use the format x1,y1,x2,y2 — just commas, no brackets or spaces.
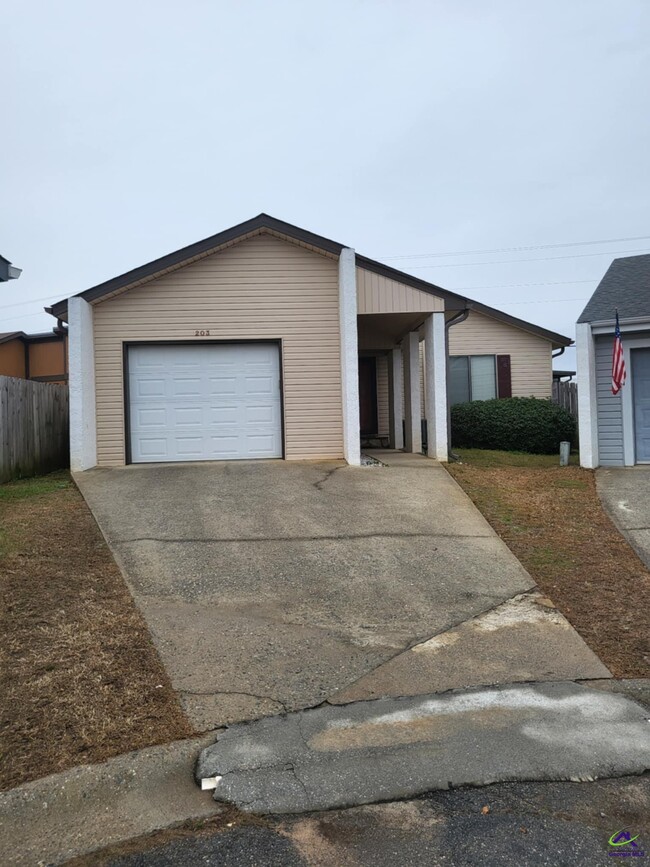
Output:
357,310,449,461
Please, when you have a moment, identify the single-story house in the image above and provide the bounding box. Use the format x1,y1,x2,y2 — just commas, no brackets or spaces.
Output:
46,214,571,471
0,330,68,383
577,253,650,467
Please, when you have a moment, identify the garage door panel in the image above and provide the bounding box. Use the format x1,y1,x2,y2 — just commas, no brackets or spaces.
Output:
135,378,167,398
207,436,241,457
173,406,204,426
139,438,169,458
207,377,238,396
245,403,276,424
134,408,168,428
176,437,205,456
128,344,282,463
245,376,275,396
246,434,278,454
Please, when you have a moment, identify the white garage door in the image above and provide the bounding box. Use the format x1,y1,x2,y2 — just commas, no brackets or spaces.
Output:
128,343,282,463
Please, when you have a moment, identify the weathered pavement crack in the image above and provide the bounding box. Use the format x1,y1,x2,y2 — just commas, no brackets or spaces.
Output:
313,466,342,491
324,589,541,704
180,689,288,713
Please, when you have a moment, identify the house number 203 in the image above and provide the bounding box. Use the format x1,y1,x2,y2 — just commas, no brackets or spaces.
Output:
194,330,210,336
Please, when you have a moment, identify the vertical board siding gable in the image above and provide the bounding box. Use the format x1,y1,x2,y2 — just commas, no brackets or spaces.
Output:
356,268,444,314
93,233,343,465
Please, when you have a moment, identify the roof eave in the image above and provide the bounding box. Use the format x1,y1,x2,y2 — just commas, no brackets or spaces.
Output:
47,213,349,321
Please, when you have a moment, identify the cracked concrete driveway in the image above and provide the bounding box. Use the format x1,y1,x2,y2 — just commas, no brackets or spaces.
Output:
75,456,600,731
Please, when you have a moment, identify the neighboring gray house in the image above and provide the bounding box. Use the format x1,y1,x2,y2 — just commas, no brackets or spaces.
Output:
0,255,21,282
577,253,650,467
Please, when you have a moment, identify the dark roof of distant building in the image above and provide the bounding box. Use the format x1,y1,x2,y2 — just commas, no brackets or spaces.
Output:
578,253,650,323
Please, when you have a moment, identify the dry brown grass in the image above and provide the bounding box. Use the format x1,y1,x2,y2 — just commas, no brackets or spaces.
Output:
0,472,194,791
447,450,650,678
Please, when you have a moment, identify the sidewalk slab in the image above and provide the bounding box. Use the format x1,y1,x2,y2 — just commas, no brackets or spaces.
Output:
328,593,611,704
197,682,650,814
596,467,650,568
0,735,221,867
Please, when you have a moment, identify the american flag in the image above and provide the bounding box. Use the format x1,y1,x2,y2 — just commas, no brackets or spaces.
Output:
612,310,626,395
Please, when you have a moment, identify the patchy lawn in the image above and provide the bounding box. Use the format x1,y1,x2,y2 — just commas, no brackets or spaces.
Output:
446,449,650,678
0,472,194,791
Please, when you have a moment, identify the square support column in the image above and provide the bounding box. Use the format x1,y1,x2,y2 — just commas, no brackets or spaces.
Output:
387,347,404,450
424,312,448,461
338,247,361,465
403,331,421,453
68,296,97,472
576,321,599,468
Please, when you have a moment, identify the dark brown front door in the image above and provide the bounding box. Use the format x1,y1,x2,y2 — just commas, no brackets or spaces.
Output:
358,356,378,436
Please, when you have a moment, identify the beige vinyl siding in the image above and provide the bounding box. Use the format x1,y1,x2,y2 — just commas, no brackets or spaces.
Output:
375,349,409,434
448,311,553,398
367,353,390,437
357,268,444,314
93,233,342,465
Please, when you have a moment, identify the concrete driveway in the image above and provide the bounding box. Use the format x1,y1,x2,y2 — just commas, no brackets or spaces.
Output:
75,453,608,731
597,466,650,569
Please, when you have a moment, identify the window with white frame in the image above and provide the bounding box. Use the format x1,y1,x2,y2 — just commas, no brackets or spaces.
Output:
449,355,497,405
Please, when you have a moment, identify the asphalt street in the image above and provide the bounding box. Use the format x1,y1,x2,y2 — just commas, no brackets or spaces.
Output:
76,775,650,867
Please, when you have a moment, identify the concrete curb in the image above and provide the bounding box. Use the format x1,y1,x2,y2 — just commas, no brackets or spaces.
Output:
0,734,220,867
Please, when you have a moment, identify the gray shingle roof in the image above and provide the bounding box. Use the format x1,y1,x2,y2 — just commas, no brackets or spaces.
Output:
578,254,650,323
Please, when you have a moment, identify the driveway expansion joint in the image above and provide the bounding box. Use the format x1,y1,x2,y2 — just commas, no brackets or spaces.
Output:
113,531,494,544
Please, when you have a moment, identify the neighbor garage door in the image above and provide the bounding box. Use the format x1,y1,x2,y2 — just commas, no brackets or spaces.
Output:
127,343,282,463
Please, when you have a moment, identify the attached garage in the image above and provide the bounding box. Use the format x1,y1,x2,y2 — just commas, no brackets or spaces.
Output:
127,342,282,463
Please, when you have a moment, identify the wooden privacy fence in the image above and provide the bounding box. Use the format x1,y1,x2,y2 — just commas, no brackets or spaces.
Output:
0,376,69,483
552,380,578,418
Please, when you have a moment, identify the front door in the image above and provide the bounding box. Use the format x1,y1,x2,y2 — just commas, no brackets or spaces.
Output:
358,356,378,436
633,348,650,463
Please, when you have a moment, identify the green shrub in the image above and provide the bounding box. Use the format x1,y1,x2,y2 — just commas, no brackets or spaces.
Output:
450,397,576,454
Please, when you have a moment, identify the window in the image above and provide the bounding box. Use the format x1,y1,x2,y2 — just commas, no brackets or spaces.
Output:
449,355,497,405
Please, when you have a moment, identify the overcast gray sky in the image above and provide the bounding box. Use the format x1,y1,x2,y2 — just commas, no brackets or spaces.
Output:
3,0,650,368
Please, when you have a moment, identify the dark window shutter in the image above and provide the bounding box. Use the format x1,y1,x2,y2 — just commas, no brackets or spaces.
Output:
496,355,512,398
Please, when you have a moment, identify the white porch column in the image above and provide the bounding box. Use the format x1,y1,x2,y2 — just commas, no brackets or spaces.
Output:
68,296,97,472
338,247,361,466
402,331,421,453
387,347,404,450
576,321,599,468
424,312,448,461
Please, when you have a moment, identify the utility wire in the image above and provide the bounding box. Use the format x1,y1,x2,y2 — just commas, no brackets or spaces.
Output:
453,278,596,291
384,234,650,260
0,294,60,311
405,246,650,269
492,297,587,305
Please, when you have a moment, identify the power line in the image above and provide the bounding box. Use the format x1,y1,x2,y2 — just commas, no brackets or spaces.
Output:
0,310,54,323
384,234,650,260
0,294,60,311
494,297,587,305
453,278,596,291
404,246,650,269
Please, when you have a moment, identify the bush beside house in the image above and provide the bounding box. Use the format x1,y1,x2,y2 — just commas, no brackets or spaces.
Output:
451,397,576,454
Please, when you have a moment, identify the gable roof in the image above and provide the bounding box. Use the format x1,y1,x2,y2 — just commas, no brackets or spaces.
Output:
0,330,62,345
578,253,650,323
46,213,571,347
0,331,22,344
